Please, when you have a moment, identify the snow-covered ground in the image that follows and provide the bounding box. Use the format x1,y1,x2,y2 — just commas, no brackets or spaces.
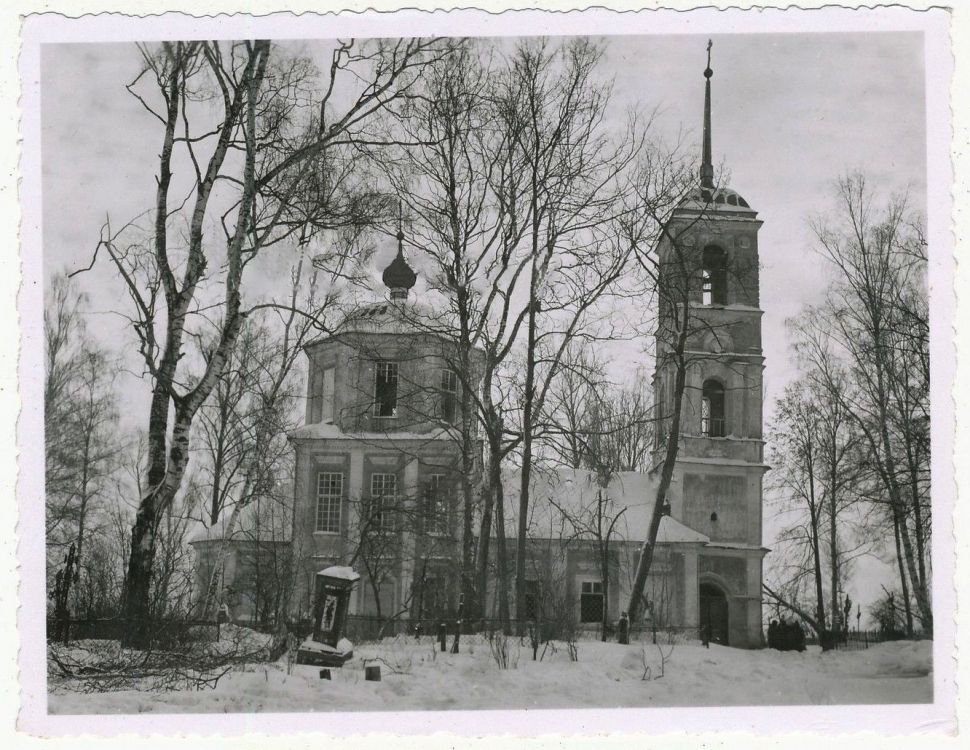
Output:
48,635,932,714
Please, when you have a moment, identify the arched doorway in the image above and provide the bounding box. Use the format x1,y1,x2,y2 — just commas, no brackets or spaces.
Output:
699,582,729,645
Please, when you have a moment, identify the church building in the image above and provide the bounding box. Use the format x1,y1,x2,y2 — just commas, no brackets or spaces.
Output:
210,46,769,647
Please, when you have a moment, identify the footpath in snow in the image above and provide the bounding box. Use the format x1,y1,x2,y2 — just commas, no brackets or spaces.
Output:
48,636,932,714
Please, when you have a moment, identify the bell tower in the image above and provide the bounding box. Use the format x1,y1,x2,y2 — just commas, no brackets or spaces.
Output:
653,41,767,647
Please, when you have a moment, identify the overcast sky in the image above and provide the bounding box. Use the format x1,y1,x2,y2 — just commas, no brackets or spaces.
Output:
41,32,926,413
41,33,927,613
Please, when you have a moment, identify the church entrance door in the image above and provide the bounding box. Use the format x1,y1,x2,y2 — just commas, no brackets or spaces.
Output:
699,582,729,645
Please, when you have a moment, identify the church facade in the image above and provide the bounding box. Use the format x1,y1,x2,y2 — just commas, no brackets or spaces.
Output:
276,50,768,647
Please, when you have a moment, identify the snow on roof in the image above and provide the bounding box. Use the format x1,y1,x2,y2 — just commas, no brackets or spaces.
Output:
288,421,455,442
703,541,769,552
188,490,293,545
317,565,361,582
500,465,706,545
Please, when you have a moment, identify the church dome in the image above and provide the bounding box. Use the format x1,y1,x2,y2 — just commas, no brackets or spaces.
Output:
677,185,756,214
336,298,437,336
382,231,417,298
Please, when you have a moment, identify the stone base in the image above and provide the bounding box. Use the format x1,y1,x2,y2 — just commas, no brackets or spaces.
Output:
295,637,354,668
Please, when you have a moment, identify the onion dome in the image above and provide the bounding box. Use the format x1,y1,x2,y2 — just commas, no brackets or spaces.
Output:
382,228,417,301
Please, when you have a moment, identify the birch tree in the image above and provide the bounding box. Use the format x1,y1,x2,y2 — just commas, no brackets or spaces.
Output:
794,173,931,632
90,39,454,647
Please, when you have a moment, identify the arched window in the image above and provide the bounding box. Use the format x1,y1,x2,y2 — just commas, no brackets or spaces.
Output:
701,379,726,437
701,246,728,305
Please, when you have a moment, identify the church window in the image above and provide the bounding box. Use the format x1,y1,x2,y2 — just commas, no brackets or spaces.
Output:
701,246,728,305
580,580,604,623
315,472,343,533
438,369,459,423
374,361,399,417
424,474,450,536
320,367,335,422
701,379,726,437
369,473,398,530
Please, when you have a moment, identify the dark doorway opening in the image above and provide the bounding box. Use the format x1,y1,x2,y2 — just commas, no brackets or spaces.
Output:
700,582,729,646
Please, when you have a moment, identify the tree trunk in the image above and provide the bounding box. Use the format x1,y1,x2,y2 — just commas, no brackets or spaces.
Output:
475,455,498,619
808,502,826,633
514,290,539,633
494,477,511,633
201,495,247,619
828,482,839,632
627,291,690,622
893,510,914,636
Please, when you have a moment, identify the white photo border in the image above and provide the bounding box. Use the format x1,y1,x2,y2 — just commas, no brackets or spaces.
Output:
15,4,957,739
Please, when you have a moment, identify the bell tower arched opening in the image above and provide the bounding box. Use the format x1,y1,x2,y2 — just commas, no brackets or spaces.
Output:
701,378,726,437
701,245,728,305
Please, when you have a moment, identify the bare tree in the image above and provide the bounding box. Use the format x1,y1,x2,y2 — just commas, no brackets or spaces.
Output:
549,483,627,642
44,273,124,621
196,260,318,620
622,156,725,621
83,39,454,646
379,43,503,618
541,344,654,474
793,173,931,632
494,38,648,629
765,377,865,638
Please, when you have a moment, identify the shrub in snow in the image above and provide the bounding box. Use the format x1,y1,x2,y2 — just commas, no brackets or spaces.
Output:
486,629,519,670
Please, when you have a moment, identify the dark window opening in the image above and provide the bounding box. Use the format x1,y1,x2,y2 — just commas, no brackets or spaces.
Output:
439,369,459,423
701,246,728,305
710,511,719,522
701,379,726,437
419,575,449,620
580,580,604,623
375,361,399,417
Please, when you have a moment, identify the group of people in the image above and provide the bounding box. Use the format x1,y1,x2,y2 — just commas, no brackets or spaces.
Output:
767,618,807,651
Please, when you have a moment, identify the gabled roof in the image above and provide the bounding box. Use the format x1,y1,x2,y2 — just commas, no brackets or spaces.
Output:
500,465,708,545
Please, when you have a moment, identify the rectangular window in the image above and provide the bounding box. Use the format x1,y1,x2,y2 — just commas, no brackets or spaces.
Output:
320,367,335,422
701,271,713,306
580,580,604,623
370,472,397,530
374,361,399,417
438,369,459,423
315,472,343,533
425,474,450,536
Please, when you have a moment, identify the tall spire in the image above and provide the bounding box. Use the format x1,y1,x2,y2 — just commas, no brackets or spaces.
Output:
700,39,715,190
